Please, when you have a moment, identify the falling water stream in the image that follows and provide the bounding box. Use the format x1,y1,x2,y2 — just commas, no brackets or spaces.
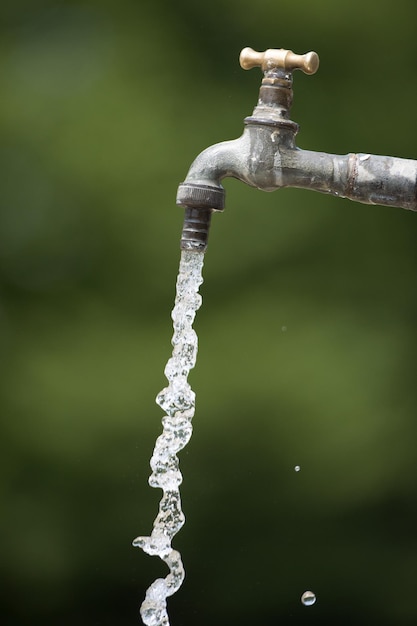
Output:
133,249,205,626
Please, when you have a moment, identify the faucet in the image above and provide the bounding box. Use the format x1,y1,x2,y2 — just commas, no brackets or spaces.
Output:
176,47,417,251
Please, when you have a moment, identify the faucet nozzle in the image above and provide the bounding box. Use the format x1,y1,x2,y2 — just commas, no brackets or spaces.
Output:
180,207,212,252
176,182,225,251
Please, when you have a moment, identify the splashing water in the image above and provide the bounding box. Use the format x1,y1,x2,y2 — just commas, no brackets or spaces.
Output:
133,249,205,626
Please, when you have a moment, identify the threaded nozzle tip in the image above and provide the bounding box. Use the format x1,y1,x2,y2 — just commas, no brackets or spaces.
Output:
180,207,212,251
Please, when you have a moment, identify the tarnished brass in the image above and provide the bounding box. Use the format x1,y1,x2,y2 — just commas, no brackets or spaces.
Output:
239,47,319,75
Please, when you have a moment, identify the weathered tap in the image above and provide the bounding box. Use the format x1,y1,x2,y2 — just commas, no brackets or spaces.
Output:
176,47,417,250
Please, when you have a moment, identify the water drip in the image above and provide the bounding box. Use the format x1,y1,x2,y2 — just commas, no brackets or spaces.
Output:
301,590,317,606
133,249,204,626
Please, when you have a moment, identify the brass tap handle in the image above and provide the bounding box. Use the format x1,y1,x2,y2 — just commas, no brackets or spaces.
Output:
239,47,319,75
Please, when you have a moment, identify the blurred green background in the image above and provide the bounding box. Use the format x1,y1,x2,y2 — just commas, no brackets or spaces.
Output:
1,0,417,624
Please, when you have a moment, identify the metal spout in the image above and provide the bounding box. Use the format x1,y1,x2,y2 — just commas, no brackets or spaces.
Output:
177,47,417,251
180,207,213,251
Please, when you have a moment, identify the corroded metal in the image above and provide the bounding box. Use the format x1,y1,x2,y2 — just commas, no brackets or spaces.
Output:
177,47,417,250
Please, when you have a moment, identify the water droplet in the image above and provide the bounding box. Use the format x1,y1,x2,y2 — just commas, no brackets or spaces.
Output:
301,590,316,606
294,465,300,472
